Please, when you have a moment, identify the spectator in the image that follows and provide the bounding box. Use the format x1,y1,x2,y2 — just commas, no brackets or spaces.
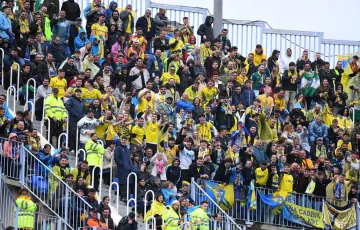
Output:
136,9,156,53
16,188,37,230
197,16,214,44
118,212,137,230
120,4,134,39
61,0,80,23
85,208,107,229
154,8,170,34
100,207,115,230
85,133,104,191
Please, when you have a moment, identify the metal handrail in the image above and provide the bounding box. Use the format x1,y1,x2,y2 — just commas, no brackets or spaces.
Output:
145,216,156,230
144,190,155,217
97,139,104,146
57,133,67,149
109,182,119,213
126,172,138,220
6,86,16,112
76,127,79,153
40,117,51,141
91,165,103,198
9,63,20,99
191,178,243,230
75,149,86,166
25,78,36,121
24,100,34,121
0,48,4,86
350,107,356,123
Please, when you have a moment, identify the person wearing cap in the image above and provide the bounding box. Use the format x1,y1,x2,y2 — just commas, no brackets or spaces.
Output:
69,16,85,51
120,4,134,39
85,208,107,229
162,200,181,230
44,86,68,147
77,108,103,151
16,188,37,230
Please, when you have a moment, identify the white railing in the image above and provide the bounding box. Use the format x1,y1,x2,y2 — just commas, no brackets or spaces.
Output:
40,117,51,141
20,148,94,230
25,78,36,121
97,139,104,146
144,190,155,217
126,172,138,220
0,166,19,229
145,216,156,230
91,166,103,198
0,48,4,86
75,149,86,166
191,178,244,230
6,86,16,112
109,181,120,213
9,63,20,99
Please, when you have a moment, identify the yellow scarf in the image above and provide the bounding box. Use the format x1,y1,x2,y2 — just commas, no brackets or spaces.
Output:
19,195,31,201
146,17,151,32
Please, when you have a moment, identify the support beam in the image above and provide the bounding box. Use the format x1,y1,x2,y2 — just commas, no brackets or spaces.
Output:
213,0,223,36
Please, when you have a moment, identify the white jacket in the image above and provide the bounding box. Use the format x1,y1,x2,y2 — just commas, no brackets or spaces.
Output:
130,67,150,90
279,54,296,73
150,152,168,180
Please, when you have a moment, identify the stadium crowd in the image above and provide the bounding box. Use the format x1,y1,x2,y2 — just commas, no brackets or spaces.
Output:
1,0,360,229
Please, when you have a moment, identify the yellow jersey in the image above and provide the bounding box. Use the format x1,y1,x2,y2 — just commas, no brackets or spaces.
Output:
131,125,145,145
91,23,108,38
81,87,103,107
137,97,154,113
255,168,269,186
258,94,274,109
160,72,180,85
196,122,215,142
49,77,67,98
145,121,161,144
201,87,218,103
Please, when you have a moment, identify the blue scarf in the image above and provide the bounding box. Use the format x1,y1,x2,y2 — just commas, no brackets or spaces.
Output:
334,182,346,200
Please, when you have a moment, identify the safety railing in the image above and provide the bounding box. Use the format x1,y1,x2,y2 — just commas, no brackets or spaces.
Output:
34,212,63,230
57,111,69,149
75,149,86,166
24,78,36,122
6,86,16,112
0,137,23,180
145,216,156,230
0,48,4,86
91,166,103,199
109,181,119,213
191,178,245,230
20,147,94,230
144,190,155,217
9,63,20,99
126,172,138,220
40,117,51,142
0,167,19,229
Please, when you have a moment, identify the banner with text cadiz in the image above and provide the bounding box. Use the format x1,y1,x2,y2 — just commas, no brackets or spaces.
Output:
323,201,357,230
283,201,324,229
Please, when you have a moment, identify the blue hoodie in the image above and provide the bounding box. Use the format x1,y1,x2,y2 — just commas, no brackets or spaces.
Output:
52,18,70,42
0,12,11,40
74,29,89,50
105,1,117,20
89,36,100,55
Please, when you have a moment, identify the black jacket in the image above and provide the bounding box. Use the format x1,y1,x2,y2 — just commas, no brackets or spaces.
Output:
188,163,206,179
197,16,214,43
117,216,138,230
282,70,300,91
166,159,181,186
289,108,307,127
62,62,79,83
65,95,85,123
47,42,65,64
319,68,337,87
86,10,100,28
153,37,169,52
136,16,156,40
213,162,232,184
311,59,325,71
312,178,330,197
242,167,255,186
61,0,81,21
100,215,115,230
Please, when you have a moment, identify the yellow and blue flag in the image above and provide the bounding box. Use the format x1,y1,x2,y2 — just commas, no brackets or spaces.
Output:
204,180,234,210
247,180,256,210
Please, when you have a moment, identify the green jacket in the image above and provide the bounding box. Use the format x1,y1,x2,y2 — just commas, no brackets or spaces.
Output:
16,196,37,228
162,207,181,230
85,139,105,166
190,208,210,230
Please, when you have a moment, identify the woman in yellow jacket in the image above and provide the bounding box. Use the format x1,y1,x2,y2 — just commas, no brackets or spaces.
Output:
252,45,267,66
145,194,166,229
16,188,37,229
162,200,181,230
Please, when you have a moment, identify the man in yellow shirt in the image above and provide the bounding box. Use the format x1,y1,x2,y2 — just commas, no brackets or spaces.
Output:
258,87,274,110
200,39,212,65
169,29,184,54
18,10,30,36
130,116,146,157
145,111,162,154
137,90,155,113
160,65,180,86
196,114,218,142
49,69,67,98
120,4,134,38
201,79,219,105
81,79,103,108
91,14,108,58
255,161,269,187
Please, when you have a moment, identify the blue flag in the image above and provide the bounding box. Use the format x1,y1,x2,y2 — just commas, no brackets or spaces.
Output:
257,191,283,208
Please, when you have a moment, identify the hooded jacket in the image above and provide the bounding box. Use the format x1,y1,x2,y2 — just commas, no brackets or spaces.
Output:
74,29,89,50
105,1,117,20
166,158,181,186
60,0,80,21
252,48,267,66
65,94,85,124
197,16,214,43
0,12,11,40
